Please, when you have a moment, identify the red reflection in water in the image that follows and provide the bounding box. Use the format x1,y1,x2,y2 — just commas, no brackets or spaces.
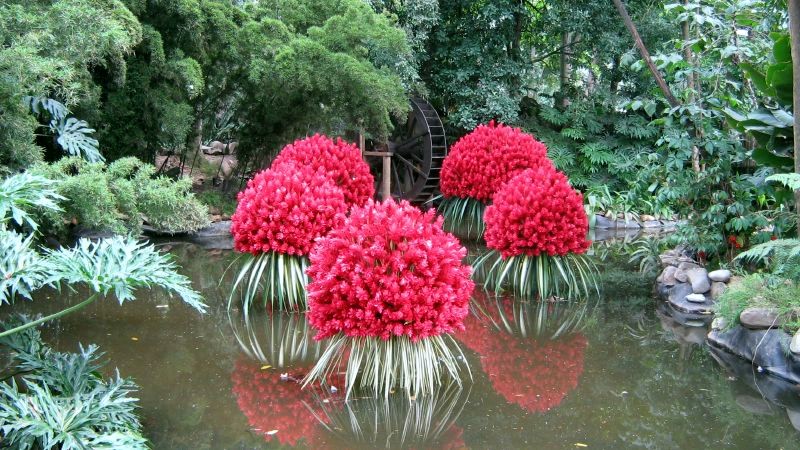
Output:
231,358,328,447
457,299,587,413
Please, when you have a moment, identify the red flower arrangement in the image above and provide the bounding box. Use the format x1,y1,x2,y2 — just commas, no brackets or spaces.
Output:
307,199,474,341
439,121,553,202
231,358,325,446
484,166,590,258
230,165,347,256
271,134,375,208
457,305,587,413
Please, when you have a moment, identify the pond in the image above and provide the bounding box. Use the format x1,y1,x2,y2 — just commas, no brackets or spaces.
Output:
8,241,800,449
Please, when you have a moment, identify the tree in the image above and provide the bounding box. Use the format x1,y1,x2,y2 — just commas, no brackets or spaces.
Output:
789,0,800,235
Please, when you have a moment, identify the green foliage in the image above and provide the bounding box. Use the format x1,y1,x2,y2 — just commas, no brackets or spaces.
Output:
628,237,668,274
0,0,142,169
434,195,486,240
195,190,237,217
26,96,104,163
715,274,800,331
0,319,147,449
0,230,48,304
31,157,209,236
0,173,63,232
735,238,800,283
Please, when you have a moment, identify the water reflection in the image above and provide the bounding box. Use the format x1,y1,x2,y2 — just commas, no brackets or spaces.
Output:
457,293,587,413
229,308,327,367
306,381,470,449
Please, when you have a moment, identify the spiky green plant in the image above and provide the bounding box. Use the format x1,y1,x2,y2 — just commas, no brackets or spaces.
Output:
0,318,147,449
472,251,599,300
433,195,486,240
306,381,470,448
303,334,470,400
229,309,327,367
0,230,49,304
0,173,63,231
628,237,668,274
227,252,309,312
0,235,205,337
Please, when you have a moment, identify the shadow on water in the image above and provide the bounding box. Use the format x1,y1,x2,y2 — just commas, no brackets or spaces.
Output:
2,240,799,449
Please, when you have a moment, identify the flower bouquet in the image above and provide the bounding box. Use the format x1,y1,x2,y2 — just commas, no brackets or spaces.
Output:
473,166,598,300
437,121,552,240
302,199,474,399
228,135,374,310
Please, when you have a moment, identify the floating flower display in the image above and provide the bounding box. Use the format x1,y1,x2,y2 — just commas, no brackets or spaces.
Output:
457,294,587,413
271,134,374,208
229,164,348,310
474,167,597,299
231,358,327,447
303,199,474,398
437,121,553,239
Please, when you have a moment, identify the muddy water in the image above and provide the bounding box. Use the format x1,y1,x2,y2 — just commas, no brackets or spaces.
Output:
7,242,800,449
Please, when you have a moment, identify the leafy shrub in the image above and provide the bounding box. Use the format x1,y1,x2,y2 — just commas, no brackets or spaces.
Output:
30,156,209,236
0,318,147,449
715,274,800,332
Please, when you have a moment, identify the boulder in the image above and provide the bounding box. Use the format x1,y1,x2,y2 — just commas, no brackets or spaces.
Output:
204,141,226,156
659,266,678,286
227,141,238,154
615,219,641,229
708,269,732,283
686,268,710,293
640,214,656,221
674,268,688,283
678,261,701,271
788,409,800,432
593,214,615,229
791,330,800,355
642,220,662,228
685,293,706,303
711,317,727,330
710,281,726,300
739,307,784,329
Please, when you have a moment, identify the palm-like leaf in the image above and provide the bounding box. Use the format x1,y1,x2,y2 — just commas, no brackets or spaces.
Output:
435,196,486,240
52,118,103,163
229,309,326,367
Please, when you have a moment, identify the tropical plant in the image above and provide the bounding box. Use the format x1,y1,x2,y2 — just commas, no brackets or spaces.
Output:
0,173,63,231
25,96,103,163
0,318,147,449
628,236,668,274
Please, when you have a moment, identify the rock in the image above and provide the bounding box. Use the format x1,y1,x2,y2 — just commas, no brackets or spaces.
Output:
674,268,688,283
227,141,238,154
660,266,678,286
708,269,731,283
615,219,641,229
642,220,662,228
685,293,707,303
710,281,727,300
736,394,776,415
593,214,615,229
204,141,226,156
711,317,727,330
678,261,701,271
641,214,656,221
739,307,784,329
686,268,710,293
788,409,800,432
791,330,800,354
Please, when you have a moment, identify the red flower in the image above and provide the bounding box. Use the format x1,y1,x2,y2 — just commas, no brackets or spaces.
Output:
230,166,347,256
440,121,553,202
456,306,586,413
484,167,590,258
231,358,326,446
307,199,474,341
271,134,374,208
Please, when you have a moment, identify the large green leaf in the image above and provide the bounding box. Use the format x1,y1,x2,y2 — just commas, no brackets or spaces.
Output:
773,34,791,64
752,147,793,170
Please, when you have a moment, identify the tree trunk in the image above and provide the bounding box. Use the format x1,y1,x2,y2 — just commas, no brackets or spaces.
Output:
681,0,702,173
559,32,573,108
612,0,680,107
788,0,800,236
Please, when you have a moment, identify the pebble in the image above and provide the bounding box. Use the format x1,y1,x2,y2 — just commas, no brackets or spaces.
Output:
685,293,707,303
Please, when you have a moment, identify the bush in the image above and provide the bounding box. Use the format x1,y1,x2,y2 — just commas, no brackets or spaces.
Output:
30,156,209,236
715,274,800,332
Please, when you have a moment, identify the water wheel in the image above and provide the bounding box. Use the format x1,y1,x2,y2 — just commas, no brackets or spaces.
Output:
367,98,447,204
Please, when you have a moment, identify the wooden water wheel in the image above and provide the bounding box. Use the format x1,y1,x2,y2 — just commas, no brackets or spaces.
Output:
365,98,447,204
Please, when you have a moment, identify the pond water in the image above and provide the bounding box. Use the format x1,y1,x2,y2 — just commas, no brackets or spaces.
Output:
8,241,800,449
